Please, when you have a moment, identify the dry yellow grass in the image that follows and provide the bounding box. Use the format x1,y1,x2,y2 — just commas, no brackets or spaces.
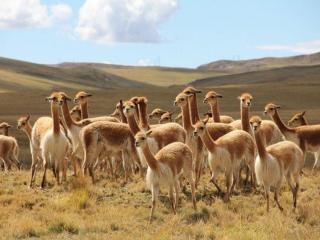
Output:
0,69,99,92
0,165,319,239
97,66,224,86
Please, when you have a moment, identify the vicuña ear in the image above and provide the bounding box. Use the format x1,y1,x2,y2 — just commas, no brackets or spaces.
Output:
217,94,223,98
301,111,306,116
86,93,92,97
146,130,153,137
275,105,281,109
45,97,52,102
202,117,209,125
26,115,30,121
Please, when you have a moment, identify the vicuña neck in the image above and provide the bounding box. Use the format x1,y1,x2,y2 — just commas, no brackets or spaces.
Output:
189,94,200,124
181,103,193,132
272,110,294,135
24,123,32,141
241,106,251,134
80,102,89,119
119,105,127,124
135,104,140,122
61,101,78,128
51,104,60,135
140,144,159,172
127,114,141,135
200,128,216,153
211,103,221,122
139,102,150,130
254,130,268,160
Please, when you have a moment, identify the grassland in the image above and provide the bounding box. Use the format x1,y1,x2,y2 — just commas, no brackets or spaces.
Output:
0,86,318,239
0,166,320,240
90,65,224,86
1,53,320,239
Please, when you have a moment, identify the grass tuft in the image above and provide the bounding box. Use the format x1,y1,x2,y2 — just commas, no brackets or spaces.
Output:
184,207,211,224
49,221,79,235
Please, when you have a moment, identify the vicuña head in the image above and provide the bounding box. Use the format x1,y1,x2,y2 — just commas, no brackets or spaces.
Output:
17,115,30,130
174,93,190,107
123,100,136,117
203,91,222,105
182,86,202,95
70,105,81,115
192,118,209,137
249,115,262,132
148,108,166,119
46,92,63,106
57,92,72,105
288,111,306,127
0,122,11,130
73,91,92,104
159,112,173,123
134,131,151,148
130,96,140,105
137,96,148,104
238,93,253,108
264,103,280,117
0,122,11,136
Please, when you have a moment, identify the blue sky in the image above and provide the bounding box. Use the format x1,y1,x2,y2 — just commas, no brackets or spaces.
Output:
0,0,319,68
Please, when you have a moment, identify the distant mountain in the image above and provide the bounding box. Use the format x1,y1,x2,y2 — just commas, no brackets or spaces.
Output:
191,64,320,88
0,57,152,92
197,52,320,73
1,51,320,92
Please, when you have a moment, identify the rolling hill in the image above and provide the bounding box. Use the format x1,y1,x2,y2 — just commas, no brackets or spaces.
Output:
197,52,320,73
1,52,320,92
58,62,224,86
191,64,320,87
0,57,153,92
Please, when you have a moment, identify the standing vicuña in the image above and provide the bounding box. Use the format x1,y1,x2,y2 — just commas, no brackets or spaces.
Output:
264,103,320,170
250,116,304,211
41,92,70,187
193,118,255,202
134,131,196,223
0,122,20,171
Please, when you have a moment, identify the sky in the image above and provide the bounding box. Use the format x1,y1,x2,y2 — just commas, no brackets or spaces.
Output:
0,0,319,68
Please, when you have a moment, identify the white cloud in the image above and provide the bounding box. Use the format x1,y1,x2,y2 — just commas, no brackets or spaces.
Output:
0,0,72,29
256,40,320,54
50,4,73,23
101,61,112,64
75,0,178,43
136,58,154,66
